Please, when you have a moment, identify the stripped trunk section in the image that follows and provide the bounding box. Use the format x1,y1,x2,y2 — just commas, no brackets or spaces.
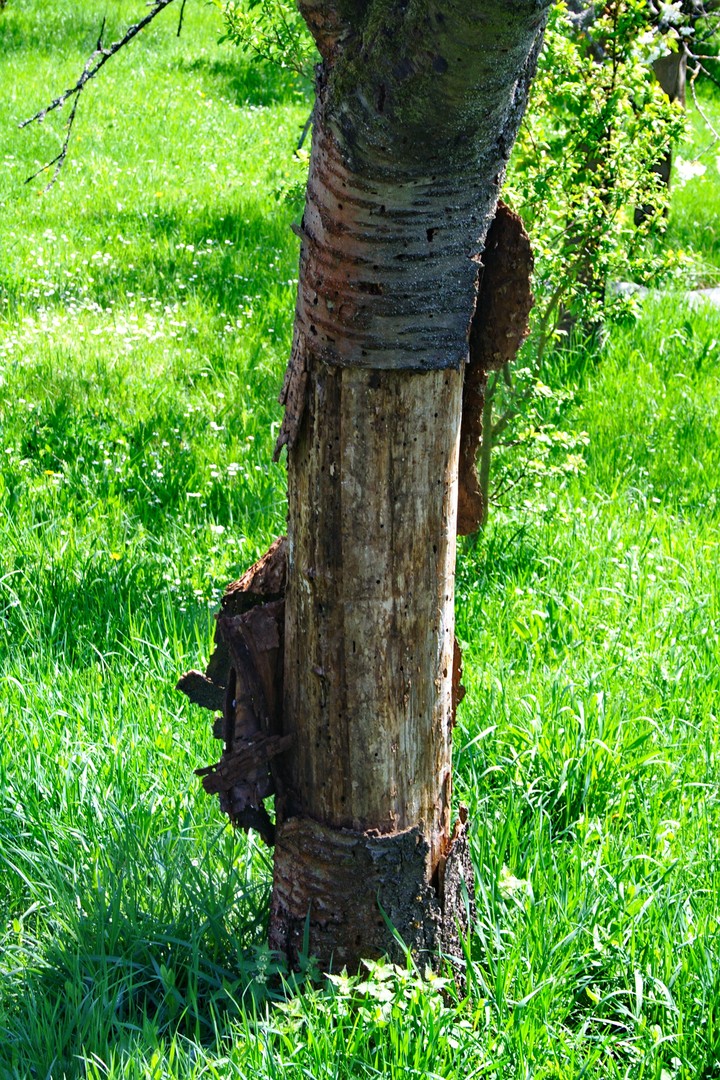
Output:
181,0,550,972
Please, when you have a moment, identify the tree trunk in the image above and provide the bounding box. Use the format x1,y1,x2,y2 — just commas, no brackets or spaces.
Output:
267,1,549,972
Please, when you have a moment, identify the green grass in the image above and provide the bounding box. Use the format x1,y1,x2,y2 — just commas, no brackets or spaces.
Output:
1,3,720,1078
664,89,720,285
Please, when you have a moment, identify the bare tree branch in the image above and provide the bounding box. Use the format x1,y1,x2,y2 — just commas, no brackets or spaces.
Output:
24,92,82,189
695,58,720,96
690,60,720,142
177,0,188,37
20,0,179,186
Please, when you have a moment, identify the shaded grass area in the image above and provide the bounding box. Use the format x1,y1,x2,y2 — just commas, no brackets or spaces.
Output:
1,2,720,1077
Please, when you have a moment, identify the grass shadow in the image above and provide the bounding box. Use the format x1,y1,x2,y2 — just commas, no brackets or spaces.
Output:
179,51,313,109
0,814,272,1078
0,4,105,59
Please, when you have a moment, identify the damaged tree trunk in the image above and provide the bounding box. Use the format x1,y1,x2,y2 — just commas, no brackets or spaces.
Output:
181,0,549,974
268,1,548,972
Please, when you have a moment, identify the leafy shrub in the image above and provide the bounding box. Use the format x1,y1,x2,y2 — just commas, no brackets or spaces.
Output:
507,0,687,336
483,0,688,520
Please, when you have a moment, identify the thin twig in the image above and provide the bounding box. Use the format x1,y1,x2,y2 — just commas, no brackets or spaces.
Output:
21,0,177,129
177,0,188,37
24,92,82,189
491,380,537,441
690,60,720,143
20,0,178,184
696,59,720,95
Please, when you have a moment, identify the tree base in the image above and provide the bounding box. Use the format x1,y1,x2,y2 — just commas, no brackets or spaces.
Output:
268,814,474,977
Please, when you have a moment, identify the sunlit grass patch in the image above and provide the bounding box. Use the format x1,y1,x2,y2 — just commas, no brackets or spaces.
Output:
1,2,720,1078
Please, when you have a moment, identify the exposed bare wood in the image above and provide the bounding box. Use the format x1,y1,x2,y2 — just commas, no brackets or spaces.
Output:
280,364,461,863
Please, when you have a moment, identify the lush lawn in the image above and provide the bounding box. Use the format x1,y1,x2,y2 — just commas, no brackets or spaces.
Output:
1,3,719,1077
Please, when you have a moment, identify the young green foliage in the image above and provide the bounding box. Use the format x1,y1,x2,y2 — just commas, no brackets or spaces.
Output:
214,0,316,78
482,0,688,522
508,0,687,334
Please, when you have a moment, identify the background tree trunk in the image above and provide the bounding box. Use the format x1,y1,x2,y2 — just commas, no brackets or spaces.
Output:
267,0,550,971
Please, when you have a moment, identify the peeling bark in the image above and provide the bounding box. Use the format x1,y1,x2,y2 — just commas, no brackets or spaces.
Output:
451,637,465,727
178,536,286,705
457,201,535,535
274,337,309,461
194,601,289,845
269,0,549,967
183,0,550,970
176,669,224,712
205,535,286,688
182,536,466,848
178,539,288,844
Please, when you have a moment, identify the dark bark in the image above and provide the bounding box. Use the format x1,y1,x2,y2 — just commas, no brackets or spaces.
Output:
457,200,534,535
634,49,686,224
269,810,474,977
178,539,288,844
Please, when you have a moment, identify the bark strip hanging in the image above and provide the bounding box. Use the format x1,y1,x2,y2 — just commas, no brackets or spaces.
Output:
457,201,535,535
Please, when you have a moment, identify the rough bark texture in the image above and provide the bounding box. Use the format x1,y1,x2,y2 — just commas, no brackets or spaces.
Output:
270,811,474,977
182,0,549,973
178,538,288,844
457,201,535,535
274,1,548,455
268,0,550,971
